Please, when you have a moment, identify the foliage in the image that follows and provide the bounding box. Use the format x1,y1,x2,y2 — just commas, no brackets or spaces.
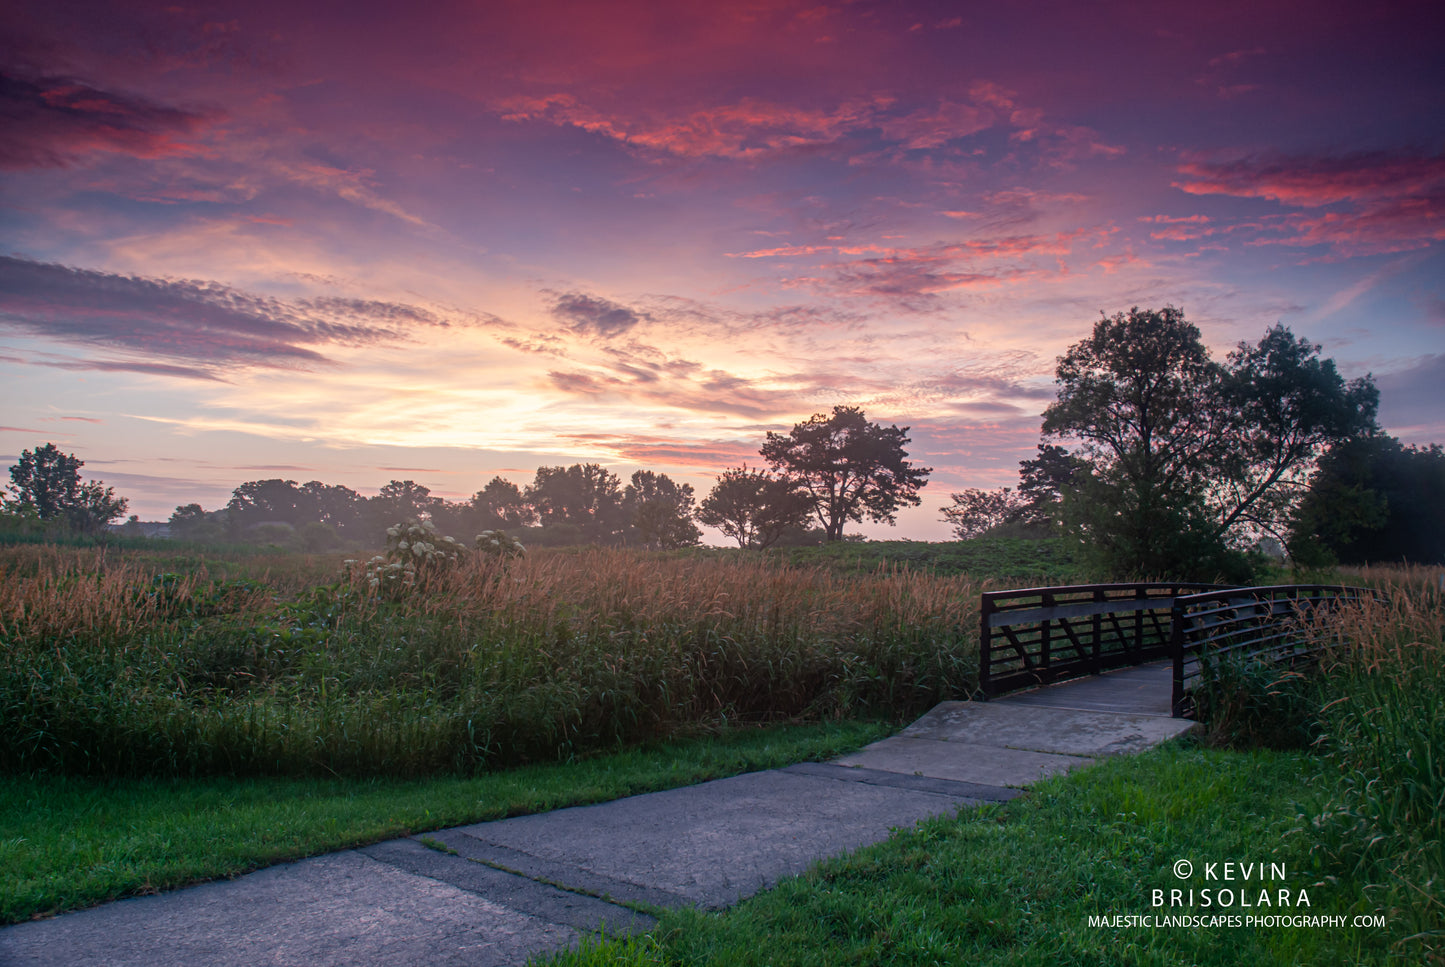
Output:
939,487,1031,539
224,478,367,544
696,466,812,548
353,519,467,596
770,537,1084,583
373,479,436,524
1191,657,1322,750
473,528,526,559
1213,324,1379,542
622,470,701,549
473,476,536,528
7,442,128,534
761,405,931,542
526,464,627,544
1042,308,1375,579
1305,579,1445,954
1290,434,1445,565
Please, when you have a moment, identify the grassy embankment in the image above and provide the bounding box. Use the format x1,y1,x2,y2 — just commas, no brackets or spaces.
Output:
2,537,1058,922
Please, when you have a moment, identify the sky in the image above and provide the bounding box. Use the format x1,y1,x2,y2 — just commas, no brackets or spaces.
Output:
2,0,1443,539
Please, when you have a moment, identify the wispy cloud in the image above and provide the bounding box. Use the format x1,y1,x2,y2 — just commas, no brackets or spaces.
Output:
0,256,489,379
549,291,647,337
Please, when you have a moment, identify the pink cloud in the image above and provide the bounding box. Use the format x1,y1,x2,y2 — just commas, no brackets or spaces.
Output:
1177,151,1445,256
0,71,211,169
1176,151,1445,207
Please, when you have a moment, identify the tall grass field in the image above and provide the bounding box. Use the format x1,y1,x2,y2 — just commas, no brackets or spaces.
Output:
0,542,987,778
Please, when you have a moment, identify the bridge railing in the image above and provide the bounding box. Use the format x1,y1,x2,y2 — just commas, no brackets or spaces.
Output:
978,582,1226,699
1168,584,1384,717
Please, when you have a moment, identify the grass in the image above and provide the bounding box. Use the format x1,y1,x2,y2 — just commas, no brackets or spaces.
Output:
770,537,1085,583
538,743,1399,966
0,544,984,777
0,719,893,925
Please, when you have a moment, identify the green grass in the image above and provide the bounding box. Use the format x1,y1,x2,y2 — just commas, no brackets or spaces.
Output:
0,719,893,925
538,742,1404,966
769,537,1085,584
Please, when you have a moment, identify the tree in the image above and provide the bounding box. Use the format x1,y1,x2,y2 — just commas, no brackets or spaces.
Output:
760,406,931,541
620,470,701,549
939,488,1030,539
1041,307,1377,578
525,464,625,544
1212,324,1378,542
169,503,227,542
1016,444,1086,527
300,481,366,538
1290,434,1445,566
697,466,813,548
372,479,435,523
227,479,307,534
8,443,128,532
9,443,83,520
472,476,535,529
68,480,129,534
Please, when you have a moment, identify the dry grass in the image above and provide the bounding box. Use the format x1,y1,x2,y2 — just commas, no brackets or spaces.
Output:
0,545,986,779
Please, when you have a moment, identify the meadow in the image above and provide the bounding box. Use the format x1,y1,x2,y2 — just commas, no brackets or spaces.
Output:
0,540,999,778
1,537,1439,962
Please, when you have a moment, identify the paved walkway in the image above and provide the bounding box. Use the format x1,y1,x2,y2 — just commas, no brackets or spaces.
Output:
0,663,1195,967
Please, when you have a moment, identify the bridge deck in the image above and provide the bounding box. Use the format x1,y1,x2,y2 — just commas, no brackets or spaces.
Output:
992,660,1176,717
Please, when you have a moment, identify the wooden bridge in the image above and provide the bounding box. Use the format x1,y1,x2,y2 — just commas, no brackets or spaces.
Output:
978,582,1382,717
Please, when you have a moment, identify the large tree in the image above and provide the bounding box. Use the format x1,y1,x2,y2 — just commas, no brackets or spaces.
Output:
622,470,701,549
1290,434,1445,566
8,443,128,533
939,488,1030,540
471,476,535,529
1041,307,1377,577
526,463,625,544
696,466,812,548
226,478,308,533
760,406,931,542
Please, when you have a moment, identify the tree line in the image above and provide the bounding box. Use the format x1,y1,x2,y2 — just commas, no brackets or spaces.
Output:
155,404,931,551
940,307,1441,574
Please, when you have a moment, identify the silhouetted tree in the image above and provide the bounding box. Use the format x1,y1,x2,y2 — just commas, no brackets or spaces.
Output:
697,466,812,548
939,488,1030,539
760,406,931,542
526,464,625,544
227,479,307,535
169,503,228,542
8,443,128,533
622,470,701,549
472,476,535,529
1042,307,1377,578
371,479,435,523
1290,434,1445,565
300,481,366,538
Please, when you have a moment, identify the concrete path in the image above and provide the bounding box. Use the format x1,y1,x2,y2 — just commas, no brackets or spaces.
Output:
0,662,1196,967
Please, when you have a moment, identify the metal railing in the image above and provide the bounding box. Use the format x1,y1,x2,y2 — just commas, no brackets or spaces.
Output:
978,582,1225,698
1168,585,1383,717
